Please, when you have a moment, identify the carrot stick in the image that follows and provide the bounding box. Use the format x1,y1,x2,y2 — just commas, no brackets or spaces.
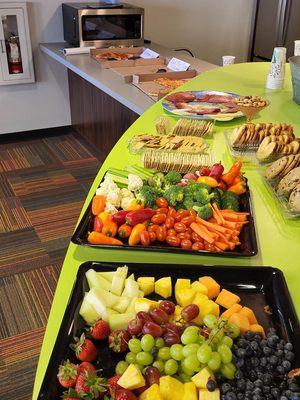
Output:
217,232,231,245
208,218,217,223
212,203,225,225
220,212,247,222
220,209,250,216
196,218,229,234
190,222,214,244
214,241,229,251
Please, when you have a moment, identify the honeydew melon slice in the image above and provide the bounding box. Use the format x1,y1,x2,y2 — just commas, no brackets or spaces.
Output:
97,271,115,282
111,266,128,296
86,269,111,291
101,307,118,323
79,293,101,324
123,278,139,298
126,296,137,313
112,296,131,313
109,312,135,331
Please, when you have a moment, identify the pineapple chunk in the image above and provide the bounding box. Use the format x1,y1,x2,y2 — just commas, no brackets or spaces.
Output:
183,382,197,400
191,281,208,296
135,298,158,313
198,388,220,400
176,288,196,307
117,364,145,390
160,376,184,400
139,383,162,400
175,278,191,291
155,277,172,299
137,277,155,295
108,312,135,330
86,269,111,291
191,367,215,389
79,294,101,324
200,300,220,318
112,296,130,313
111,266,128,296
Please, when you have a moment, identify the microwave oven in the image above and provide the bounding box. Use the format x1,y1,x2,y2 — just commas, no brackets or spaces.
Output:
62,2,144,48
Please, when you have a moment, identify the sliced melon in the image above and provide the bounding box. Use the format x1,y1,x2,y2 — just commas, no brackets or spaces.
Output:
123,278,139,298
109,312,135,330
112,296,131,313
79,293,101,324
86,269,111,291
111,266,128,296
126,296,137,313
98,271,115,282
101,307,118,323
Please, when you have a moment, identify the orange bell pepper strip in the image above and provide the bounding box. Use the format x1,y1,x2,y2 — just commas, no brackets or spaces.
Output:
128,223,146,246
102,218,118,237
91,195,106,215
118,224,132,239
227,182,247,195
221,161,242,186
87,231,123,245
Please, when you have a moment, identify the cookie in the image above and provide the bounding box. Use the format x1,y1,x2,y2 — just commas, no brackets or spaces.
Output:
289,184,300,212
264,156,288,180
276,167,300,197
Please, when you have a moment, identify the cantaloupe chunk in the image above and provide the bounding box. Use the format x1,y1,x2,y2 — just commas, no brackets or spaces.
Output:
199,276,220,299
239,306,258,325
221,304,242,319
250,324,266,337
215,289,240,309
229,312,250,334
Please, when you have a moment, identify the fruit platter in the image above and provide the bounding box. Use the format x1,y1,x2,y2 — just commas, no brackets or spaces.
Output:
162,91,244,121
37,262,300,400
72,161,257,256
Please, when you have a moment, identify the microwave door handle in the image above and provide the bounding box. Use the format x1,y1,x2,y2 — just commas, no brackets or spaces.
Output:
276,0,288,45
282,0,292,45
73,16,77,39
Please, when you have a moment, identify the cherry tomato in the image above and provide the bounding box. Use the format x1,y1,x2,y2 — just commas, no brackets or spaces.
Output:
166,235,181,247
167,207,177,218
140,231,150,246
204,241,216,252
156,226,167,242
151,213,167,225
174,222,187,233
156,207,168,214
156,197,168,208
165,216,175,229
177,232,191,240
181,215,196,226
191,232,202,243
192,241,205,251
181,239,192,249
149,231,157,242
186,227,192,234
167,228,177,236
188,209,197,218
148,224,159,233
175,210,189,222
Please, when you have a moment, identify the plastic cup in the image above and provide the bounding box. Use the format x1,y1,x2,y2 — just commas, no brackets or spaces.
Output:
266,47,286,90
222,55,235,66
294,40,300,56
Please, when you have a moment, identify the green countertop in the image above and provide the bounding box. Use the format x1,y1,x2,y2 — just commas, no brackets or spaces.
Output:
33,62,300,399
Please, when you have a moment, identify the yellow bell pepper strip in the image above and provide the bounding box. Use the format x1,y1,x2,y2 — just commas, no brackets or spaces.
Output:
98,211,110,224
87,231,123,245
128,223,146,246
126,199,145,211
227,182,247,195
221,161,243,186
197,176,218,187
102,218,118,237
91,195,106,215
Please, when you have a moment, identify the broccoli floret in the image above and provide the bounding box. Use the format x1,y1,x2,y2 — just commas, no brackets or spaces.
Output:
136,185,159,207
197,182,213,194
193,203,213,220
165,171,182,186
164,185,185,207
183,195,196,210
221,191,240,212
151,172,165,191
211,188,222,209
194,187,214,205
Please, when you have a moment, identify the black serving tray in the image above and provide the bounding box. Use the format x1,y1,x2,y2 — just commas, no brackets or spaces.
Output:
37,262,300,399
72,185,258,257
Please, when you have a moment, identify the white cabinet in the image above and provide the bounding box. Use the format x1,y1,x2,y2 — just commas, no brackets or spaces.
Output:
0,2,34,85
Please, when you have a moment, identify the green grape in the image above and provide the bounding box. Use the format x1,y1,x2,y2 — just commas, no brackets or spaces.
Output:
153,360,165,373
135,363,144,372
207,351,221,371
170,344,184,361
180,361,195,376
177,373,191,383
181,327,200,345
221,336,233,348
164,359,178,375
217,344,232,364
157,347,171,361
155,337,165,349
197,343,212,364
125,352,136,364
182,343,200,358
220,362,236,379
203,314,218,329
141,334,155,352
136,351,154,366
182,354,200,372
115,361,128,375
226,322,240,339
197,335,206,345
128,338,142,354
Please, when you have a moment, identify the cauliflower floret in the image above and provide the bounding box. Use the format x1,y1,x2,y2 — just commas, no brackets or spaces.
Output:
120,188,135,210
96,176,121,207
128,173,143,192
106,189,121,207
104,202,118,214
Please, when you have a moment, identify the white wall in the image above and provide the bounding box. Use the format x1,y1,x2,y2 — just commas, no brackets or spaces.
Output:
0,0,255,135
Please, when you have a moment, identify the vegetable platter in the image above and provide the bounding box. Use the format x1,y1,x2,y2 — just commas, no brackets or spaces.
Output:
37,261,300,400
72,162,258,257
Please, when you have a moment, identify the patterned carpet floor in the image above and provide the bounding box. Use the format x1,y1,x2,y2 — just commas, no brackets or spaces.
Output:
0,130,102,399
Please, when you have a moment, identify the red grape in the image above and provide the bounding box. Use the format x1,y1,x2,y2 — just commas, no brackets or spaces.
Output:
150,308,168,325
144,366,160,386
162,323,182,336
127,318,143,335
164,332,180,346
136,311,152,325
159,300,175,315
181,304,199,322
142,321,163,337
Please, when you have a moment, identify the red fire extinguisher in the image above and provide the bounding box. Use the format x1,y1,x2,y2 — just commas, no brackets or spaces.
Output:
6,36,23,74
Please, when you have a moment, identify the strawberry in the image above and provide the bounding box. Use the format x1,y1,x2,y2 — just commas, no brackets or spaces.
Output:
108,330,130,353
115,389,138,400
77,361,96,376
70,333,97,362
107,374,121,395
61,388,83,399
75,371,107,399
133,385,148,396
89,320,110,340
57,360,78,388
